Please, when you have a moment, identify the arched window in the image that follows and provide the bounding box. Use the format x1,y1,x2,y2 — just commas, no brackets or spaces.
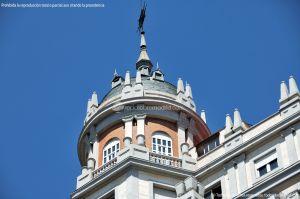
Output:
103,138,120,164
152,132,172,156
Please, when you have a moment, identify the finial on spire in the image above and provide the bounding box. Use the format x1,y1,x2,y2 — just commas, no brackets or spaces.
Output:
137,2,147,33
114,69,118,77
136,3,152,75
156,62,160,70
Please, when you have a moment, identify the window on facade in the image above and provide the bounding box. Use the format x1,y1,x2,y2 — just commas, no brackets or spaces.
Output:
152,132,172,156
203,138,220,155
103,138,120,164
255,150,278,177
204,184,222,199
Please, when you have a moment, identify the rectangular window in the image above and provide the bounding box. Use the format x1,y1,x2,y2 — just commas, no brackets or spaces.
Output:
255,150,278,177
153,144,156,151
216,138,220,146
209,142,216,151
269,159,278,170
204,192,212,199
203,144,209,154
258,165,267,177
204,183,222,199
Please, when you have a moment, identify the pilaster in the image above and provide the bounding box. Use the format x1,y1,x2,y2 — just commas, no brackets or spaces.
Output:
282,128,298,164
178,112,189,156
226,164,238,198
135,114,146,146
122,115,134,147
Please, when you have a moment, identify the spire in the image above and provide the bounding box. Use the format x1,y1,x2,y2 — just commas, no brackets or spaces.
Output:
156,62,160,70
225,114,233,131
140,32,147,47
177,78,184,94
289,75,299,95
201,110,206,123
111,68,124,88
233,108,242,129
91,91,98,107
136,32,153,75
136,70,142,84
86,99,92,113
280,81,289,101
114,69,118,77
125,71,131,85
185,83,193,99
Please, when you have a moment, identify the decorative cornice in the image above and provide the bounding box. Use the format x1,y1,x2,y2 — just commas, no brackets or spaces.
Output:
195,110,300,177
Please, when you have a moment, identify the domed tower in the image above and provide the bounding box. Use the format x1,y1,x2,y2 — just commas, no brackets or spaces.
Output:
72,20,211,199
71,31,211,199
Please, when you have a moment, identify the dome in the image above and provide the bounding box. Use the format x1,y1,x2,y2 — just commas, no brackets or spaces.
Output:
100,76,177,106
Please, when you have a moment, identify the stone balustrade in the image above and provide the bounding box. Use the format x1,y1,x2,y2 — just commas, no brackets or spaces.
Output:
92,157,117,178
90,145,194,182
149,152,182,168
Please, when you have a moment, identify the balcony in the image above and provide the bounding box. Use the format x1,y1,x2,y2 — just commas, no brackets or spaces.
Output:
76,144,196,189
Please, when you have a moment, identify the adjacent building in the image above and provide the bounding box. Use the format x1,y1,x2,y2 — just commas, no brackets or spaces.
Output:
71,29,300,199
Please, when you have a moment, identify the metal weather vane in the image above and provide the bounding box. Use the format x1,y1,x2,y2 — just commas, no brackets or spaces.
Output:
138,1,147,33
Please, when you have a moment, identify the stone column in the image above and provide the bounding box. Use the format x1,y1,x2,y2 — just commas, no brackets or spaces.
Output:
122,115,133,147
135,114,146,146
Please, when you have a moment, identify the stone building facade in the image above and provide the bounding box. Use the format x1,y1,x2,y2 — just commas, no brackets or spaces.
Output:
71,30,300,199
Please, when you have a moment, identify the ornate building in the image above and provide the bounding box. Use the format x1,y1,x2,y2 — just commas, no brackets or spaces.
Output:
71,28,300,199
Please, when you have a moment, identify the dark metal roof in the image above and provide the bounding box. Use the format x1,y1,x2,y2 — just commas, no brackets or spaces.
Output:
100,77,177,103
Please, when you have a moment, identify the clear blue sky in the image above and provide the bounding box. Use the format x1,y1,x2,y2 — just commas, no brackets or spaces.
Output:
0,0,299,198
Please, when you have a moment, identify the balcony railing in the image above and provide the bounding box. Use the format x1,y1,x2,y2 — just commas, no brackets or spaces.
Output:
92,151,183,180
149,152,182,168
92,157,117,178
